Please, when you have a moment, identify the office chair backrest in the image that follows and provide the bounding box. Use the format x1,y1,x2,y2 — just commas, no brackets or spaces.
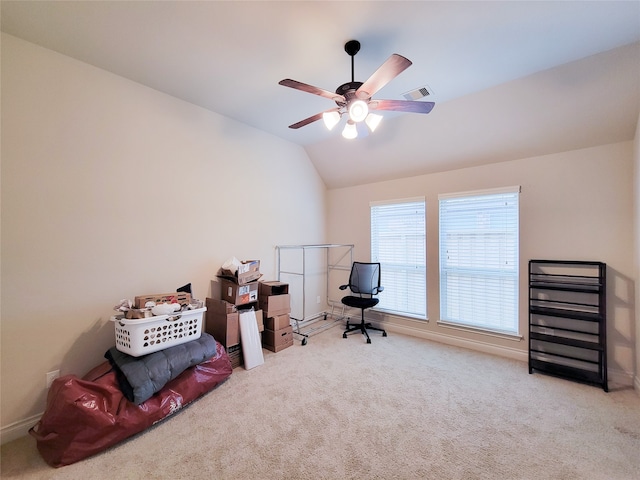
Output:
348,262,381,296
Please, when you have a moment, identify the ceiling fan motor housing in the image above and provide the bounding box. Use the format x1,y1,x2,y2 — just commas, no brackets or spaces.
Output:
335,81,364,104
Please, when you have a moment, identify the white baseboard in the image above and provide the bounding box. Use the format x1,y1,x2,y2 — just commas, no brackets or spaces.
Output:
381,321,529,363
379,320,637,388
608,369,635,389
1,413,42,445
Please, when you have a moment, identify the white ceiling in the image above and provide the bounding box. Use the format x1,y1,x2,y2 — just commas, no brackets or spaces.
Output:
2,1,639,188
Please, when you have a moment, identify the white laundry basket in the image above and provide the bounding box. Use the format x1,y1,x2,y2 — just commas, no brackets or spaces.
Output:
111,307,206,357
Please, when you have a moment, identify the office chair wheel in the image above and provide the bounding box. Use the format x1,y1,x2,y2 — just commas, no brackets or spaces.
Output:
343,333,347,339
383,331,387,337
366,338,371,344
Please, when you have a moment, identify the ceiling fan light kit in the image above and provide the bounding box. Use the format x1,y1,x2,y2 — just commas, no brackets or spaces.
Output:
348,99,369,123
322,111,341,130
279,39,435,140
342,121,358,140
365,113,383,133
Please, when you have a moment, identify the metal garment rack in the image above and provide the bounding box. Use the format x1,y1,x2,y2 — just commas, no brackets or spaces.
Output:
276,244,353,345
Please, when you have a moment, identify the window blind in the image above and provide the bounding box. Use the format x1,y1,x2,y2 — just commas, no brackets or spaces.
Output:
439,187,519,334
370,198,426,319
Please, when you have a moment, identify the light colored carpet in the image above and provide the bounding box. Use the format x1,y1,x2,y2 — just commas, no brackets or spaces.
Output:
2,324,640,479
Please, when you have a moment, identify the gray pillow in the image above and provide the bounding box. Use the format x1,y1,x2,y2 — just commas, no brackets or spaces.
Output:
105,333,217,404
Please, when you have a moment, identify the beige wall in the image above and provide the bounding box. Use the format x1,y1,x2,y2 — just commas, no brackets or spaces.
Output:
634,112,640,391
2,31,638,442
0,34,327,432
327,142,636,384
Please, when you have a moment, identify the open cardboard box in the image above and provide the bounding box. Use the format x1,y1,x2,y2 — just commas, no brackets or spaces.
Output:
219,260,261,286
205,298,239,348
264,313,291,331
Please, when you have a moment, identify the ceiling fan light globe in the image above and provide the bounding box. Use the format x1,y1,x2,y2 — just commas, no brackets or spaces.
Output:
322,111,341,130
342,121,358,139
365,113,383,132
348,100,369,123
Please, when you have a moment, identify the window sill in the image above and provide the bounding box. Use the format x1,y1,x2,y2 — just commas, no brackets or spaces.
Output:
373,307,427,322
437,321,523,341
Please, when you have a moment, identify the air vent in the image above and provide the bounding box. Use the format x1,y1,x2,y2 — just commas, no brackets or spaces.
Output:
403,85,433,101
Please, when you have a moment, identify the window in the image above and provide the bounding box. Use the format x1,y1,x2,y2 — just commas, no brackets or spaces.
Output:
370,198,426,319
439,187,520,334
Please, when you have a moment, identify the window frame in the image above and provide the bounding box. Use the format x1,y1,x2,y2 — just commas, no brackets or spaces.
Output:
370,197,427,320
438,186,520,336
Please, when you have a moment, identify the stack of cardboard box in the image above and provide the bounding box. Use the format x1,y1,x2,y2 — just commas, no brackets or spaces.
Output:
259,281,293,352
205,264,294,366
219,259,261,306
205,260,263,368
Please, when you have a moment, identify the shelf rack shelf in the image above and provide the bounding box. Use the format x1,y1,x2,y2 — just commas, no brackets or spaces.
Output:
528,260,607,392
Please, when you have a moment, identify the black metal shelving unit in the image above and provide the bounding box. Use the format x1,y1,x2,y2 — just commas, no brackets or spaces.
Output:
528,260,607,392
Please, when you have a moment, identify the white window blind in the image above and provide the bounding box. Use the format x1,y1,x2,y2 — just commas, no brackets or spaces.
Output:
370,198,426,319
439,187,519,334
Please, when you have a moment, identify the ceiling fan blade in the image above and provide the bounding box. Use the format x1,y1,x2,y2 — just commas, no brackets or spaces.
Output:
369,99,435,114
288,108,341,129
356,54,412,100
279,79,345,103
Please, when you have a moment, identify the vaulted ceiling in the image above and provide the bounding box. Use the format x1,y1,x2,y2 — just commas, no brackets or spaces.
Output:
2,1,639,188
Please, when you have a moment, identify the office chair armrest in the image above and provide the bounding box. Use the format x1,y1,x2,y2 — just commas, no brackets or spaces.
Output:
339,285,348,290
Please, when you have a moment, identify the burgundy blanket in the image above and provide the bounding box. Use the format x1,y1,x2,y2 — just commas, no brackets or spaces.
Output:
29,340,232,467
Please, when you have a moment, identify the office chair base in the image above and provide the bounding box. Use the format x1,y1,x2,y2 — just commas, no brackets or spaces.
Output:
343,320,387,343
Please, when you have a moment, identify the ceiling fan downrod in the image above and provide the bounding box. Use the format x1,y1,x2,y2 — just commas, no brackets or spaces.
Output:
337,40,364,99
344,40,360,83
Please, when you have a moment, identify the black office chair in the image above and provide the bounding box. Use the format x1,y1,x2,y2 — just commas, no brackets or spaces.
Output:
340,262,387,344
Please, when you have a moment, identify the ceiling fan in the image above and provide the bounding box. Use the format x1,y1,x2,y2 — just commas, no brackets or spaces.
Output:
279,40,435,139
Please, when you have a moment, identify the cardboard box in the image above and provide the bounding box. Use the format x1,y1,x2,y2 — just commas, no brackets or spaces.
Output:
207,297,237,315
220,260,261,285
237,307,264,332
262,326,293,353
226,343,243,369
255,309,264,332
265,313,291,331
259,293,291,317
134,292,192,309
221,278,258,306
205,301,264,342
259,281,289,296
205,298,239,348
237,260,261,284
